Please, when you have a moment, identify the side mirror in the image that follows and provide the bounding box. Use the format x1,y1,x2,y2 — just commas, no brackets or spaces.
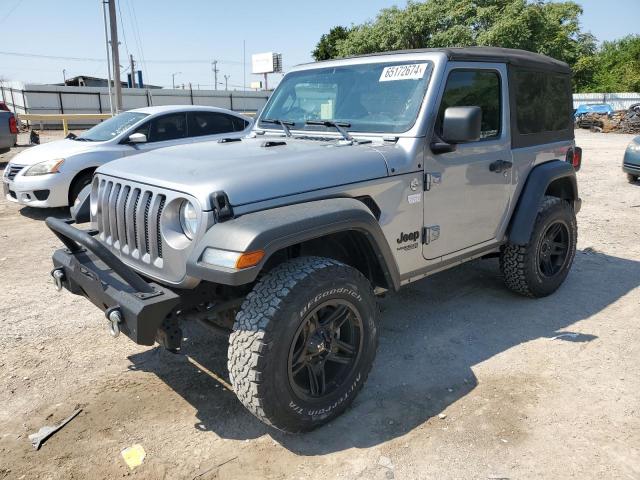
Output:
441,106,482,144
128,133,147,144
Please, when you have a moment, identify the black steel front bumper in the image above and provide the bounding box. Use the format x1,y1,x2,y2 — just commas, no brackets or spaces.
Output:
46,217,181,345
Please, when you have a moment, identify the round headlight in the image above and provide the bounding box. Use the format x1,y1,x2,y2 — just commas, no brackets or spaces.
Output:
179,200,198,240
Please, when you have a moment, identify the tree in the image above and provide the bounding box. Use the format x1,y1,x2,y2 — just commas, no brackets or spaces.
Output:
312,26,351,61
313,0,597,86
576,36,640,93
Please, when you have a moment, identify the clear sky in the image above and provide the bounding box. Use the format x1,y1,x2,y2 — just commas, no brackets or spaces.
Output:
0,0,638,89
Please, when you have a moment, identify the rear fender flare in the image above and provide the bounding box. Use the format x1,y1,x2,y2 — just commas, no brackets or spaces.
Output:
508,160,578,245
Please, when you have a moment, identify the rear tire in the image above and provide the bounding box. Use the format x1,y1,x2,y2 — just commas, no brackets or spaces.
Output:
500,196,577,298
627,173,638,184
228,256,378,432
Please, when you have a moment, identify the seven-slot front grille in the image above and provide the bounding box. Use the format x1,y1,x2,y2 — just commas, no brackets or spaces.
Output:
96,178,167,264
6,164,25,180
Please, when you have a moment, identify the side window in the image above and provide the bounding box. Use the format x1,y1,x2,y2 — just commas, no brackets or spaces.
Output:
515,71,572,134
231,116,249,131
187,112,235,137
133,121,150,138
148,113,187,142
437,70,501,140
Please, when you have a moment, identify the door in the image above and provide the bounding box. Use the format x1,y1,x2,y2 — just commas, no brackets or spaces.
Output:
187,111,248,138
422,65,512,260
128,112,188,153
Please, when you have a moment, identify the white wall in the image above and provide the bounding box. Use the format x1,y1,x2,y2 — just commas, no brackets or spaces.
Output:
0,84,270,128
573,93,640,111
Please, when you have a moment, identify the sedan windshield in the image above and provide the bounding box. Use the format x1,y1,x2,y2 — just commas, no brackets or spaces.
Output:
78,111,149,141
259,61,433,134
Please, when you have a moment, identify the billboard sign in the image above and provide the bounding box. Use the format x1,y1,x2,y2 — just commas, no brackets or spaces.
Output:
252,52,283,74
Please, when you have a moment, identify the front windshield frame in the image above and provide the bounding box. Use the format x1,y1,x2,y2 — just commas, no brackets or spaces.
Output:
78,111,149,142
258,60,433,136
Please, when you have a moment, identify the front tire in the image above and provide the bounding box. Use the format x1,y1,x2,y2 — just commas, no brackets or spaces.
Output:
68,171,93,207
627,173,638,184
228,256,378,432
500,196,577,298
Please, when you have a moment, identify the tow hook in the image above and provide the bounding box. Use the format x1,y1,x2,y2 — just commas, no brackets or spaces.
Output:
105,307,123,338
51,268,65,291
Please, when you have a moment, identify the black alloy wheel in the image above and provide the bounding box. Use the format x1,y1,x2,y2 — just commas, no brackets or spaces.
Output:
537,221,570,278
288,300,363,400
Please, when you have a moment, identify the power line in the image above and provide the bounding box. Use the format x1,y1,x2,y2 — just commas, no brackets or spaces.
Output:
116,0,130,58
0,50,249,65
126,0,148,79
0,0,24,26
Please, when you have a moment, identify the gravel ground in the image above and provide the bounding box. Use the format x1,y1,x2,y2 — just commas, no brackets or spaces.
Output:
0,129,639,479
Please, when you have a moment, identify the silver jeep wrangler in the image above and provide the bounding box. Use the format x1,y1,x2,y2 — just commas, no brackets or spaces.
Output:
47,47,582,432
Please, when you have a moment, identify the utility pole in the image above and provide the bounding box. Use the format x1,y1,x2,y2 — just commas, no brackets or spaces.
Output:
129,54,136,88
212,60,219,90
171,72,181,89
102,0,114,115
224,74,230,91
107,0,122,111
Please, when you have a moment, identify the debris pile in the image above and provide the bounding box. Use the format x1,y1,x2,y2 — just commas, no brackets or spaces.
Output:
576,104,640,134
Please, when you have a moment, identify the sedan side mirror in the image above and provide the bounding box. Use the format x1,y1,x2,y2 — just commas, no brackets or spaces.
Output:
128,133,147,144
441,106,482,144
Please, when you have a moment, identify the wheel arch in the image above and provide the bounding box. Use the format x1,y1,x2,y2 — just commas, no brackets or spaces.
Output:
187,198,401,291
68,166,98,205
508,160,579,245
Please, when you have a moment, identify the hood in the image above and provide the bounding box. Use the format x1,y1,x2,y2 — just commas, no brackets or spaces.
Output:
10,139,98,166
98,137,390,209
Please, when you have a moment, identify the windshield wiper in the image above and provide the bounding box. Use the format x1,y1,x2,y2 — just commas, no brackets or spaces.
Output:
261,118,295,137
305,120,353,142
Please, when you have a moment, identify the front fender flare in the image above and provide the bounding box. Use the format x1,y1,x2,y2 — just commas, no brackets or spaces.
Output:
187,198,400,289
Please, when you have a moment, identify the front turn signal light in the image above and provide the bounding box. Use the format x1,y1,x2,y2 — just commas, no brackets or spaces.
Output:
235,250,265,269
202,248,265,270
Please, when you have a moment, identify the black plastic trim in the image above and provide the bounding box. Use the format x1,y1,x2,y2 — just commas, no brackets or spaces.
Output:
187,198,401,290
507,160,579,245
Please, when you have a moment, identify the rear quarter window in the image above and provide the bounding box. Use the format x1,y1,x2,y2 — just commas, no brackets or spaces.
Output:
514,71,572,134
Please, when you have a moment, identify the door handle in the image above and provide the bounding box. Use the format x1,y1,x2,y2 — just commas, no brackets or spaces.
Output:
489,160,513,173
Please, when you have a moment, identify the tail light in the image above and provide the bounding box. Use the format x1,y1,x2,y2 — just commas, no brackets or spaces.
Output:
566,146,582,171
8,114,18,135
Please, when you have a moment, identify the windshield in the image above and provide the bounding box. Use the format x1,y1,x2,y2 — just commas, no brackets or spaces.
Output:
78,112,149,141
259,61,433,134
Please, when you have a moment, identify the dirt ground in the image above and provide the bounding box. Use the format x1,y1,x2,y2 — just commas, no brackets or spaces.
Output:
0,129,639,480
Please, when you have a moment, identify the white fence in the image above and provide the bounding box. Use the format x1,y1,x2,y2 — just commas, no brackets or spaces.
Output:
573,93,640,111
0,82,270,128
3,82,639,128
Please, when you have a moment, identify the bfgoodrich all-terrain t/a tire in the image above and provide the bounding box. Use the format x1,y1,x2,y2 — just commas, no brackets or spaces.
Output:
228,256,378,432
500,196,577,298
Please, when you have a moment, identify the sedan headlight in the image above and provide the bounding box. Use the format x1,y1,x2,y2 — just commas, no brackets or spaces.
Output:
179,200,199,239
23,158,65,176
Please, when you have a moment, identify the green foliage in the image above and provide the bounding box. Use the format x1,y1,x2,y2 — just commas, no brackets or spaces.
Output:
312,0,595,65
312,1,640,92
576,36,640,92
312,26,351,61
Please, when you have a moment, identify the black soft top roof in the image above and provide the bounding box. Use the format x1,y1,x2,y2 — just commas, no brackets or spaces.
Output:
349,47,571,74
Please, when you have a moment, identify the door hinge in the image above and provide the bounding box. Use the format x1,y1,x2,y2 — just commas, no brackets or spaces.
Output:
422,225,441,244
423,172,442,191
